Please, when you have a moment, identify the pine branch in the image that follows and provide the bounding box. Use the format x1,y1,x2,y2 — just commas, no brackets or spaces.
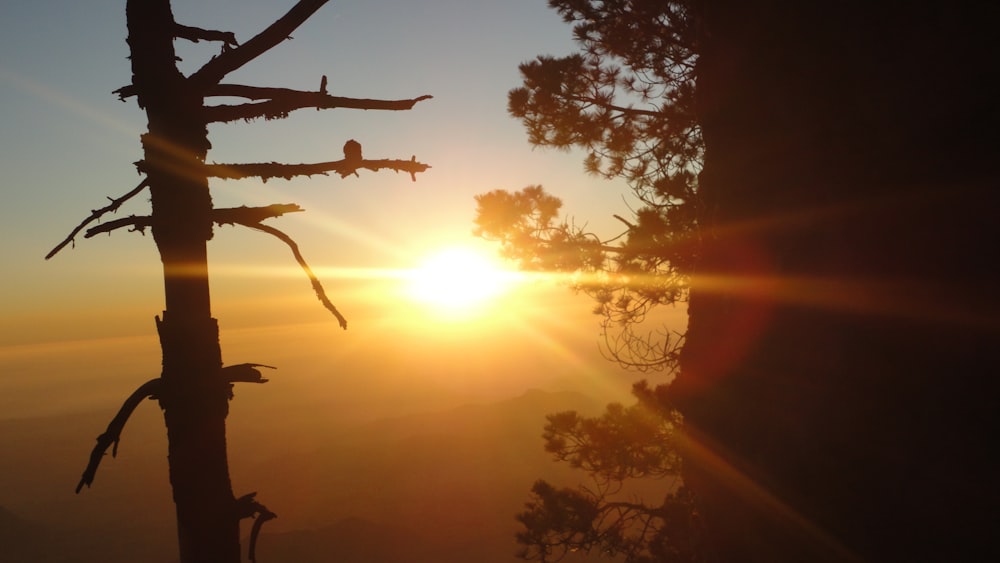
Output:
189,0,330,91
76,378,161,493
205,87,432,123
206,156,430,182
173,23,239,48
45,179,149,259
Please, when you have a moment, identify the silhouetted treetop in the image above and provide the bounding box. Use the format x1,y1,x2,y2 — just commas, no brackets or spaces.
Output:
509,0,700,203
481,1,700,371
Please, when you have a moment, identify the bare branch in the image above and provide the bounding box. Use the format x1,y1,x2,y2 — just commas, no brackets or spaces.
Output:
233,492,278,563
222,363,277,384
206,156,430,183
76,378,161,493
189,0,330,91
249,507,277,563
211,204,349,327
83,215,152,238
46,179,149,259
205,87,432,123
213,204,304,225
112,82,433,114
222,219,348,329
76,204,304,241
173,23,239,48
599,322,685,373
210,83,432,105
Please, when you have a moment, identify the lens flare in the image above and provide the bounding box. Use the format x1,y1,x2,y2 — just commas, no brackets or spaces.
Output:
404,246,520,315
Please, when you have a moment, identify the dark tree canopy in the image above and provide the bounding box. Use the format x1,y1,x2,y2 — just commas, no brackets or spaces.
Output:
493,1,1000,562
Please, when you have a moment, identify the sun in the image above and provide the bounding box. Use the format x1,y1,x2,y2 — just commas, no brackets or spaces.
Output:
403,246,518,315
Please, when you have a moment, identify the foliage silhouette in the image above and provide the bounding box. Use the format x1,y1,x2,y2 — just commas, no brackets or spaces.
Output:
474,186,687,372
483,2,705,561
477,0,699,371
47,2,429,562
515,382,707,562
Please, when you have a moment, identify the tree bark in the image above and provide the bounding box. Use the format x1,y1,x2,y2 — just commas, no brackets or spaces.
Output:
128,1,239,561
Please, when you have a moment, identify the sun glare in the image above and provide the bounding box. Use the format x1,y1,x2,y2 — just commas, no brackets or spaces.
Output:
403,246,519,316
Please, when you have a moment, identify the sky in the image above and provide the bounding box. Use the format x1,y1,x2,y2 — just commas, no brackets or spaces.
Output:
0,0,684,417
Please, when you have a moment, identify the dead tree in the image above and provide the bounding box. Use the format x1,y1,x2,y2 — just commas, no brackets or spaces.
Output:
46,1,430,562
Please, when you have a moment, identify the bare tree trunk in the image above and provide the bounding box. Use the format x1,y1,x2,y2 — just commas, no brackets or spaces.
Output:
128,1,239,561
59,3,429,560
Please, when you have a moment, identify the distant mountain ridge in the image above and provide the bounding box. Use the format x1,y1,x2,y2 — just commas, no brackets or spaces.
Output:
249,388,609,563
3,388,613,562
0,505,49,561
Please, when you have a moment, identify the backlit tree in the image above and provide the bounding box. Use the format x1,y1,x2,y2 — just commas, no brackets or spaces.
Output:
476,0,699,371
477,2,707,561
46,2,430,562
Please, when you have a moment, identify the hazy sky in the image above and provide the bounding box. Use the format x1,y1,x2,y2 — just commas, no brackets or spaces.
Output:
0,1,680,419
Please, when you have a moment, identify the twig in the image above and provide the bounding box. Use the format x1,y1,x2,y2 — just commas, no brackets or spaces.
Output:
206,156,430,182
211,205,347,327
45,179,149,259
252,222,348,329
612,214,636,229
229,220,348,329
76,378,161,493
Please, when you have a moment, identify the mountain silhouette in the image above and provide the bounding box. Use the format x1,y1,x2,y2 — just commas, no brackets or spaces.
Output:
3,388,612,562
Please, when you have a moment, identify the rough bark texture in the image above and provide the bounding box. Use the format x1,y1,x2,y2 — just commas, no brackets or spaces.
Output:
674,3,999,561
128,1,238,561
